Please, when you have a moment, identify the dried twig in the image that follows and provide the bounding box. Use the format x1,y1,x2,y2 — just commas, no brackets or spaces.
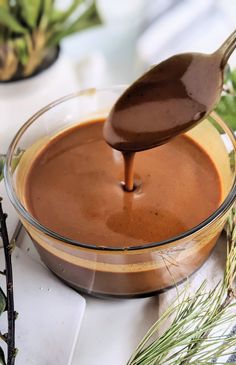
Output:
0,199,17,365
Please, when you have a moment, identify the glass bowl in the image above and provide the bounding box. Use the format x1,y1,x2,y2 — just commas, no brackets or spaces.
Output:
4,86,236,298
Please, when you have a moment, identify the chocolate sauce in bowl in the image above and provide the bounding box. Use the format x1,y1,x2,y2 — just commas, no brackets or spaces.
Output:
22,119,223,295
20,29,236,295
24,120,222,248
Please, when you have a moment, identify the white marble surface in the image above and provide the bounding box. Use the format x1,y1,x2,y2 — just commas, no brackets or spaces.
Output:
0,54,80,239
0,233,86,365
72,295,159,365
0,55,79,154
1,1,236,363
18,231,159,365
15,228,160,365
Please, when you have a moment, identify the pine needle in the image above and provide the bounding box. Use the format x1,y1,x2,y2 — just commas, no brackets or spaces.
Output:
127,208,236,365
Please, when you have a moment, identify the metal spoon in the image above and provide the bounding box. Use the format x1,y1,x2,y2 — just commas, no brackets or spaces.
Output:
104,29,236,153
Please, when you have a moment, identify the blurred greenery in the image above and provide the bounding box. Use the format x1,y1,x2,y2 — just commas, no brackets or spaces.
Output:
0,148,24,182
0,0,101,80
0,288,7,364
0,156,4,181
0,347,6,365
215,67,236,130
0,288,6,316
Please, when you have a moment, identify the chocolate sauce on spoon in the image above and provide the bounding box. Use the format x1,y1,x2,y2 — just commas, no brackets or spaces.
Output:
104,30,236,191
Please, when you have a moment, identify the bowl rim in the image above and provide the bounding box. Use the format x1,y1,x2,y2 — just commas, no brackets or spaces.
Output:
4,87,236,252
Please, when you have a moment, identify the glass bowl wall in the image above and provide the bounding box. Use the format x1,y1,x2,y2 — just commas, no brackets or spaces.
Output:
4,87,236,297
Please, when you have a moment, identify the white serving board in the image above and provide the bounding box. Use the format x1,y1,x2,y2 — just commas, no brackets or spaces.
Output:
0,243,86,365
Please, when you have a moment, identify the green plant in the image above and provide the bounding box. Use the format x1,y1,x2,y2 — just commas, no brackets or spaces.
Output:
0,0,101,81
215,67,236,130
0,149,23,182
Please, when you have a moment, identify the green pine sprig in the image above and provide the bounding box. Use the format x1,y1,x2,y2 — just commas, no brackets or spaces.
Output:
127,209,236,365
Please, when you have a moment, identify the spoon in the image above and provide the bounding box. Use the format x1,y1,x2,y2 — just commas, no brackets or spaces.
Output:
103,29,236,153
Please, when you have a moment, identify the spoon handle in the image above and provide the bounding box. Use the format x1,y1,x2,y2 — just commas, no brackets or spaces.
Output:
217,29,236,68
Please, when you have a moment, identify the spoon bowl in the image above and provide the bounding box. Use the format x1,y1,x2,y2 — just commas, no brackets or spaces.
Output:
104,30,236,152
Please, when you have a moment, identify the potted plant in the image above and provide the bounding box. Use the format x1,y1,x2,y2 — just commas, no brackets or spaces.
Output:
0,0,100,81
0,0,101,237
0,0,101,148
0,0,100,146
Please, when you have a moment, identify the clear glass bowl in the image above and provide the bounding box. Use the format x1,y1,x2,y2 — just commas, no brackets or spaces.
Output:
4,86,236,298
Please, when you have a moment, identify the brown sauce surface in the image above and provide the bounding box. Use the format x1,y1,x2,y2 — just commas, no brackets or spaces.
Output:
24,119,222,248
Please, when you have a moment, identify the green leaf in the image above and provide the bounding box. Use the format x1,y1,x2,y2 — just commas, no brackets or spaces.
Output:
0,0,8,9
48,2,101,46
215,94,236,130
231,68,236,90
39,0,54,30
0,155,5,182
11,148,24,174
18,0,41,28
43,0,54,15
224,64,231,83
0,287,6,315
0,347,6,365
50,0,83,24
0,6,27,34
214,67,236,131
0,149,23,182
14,37,29,65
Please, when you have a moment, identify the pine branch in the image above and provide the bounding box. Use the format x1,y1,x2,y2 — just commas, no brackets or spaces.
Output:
127,207,236,365
179,289,236,365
